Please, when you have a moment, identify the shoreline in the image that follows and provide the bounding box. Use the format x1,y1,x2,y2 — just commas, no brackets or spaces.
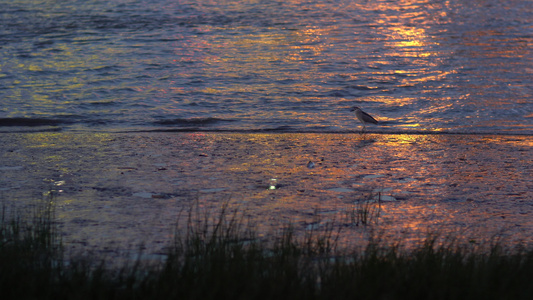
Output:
2,126,533,136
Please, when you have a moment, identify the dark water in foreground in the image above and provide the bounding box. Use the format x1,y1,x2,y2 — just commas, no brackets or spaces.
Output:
1,0,531,134
2,132,532,257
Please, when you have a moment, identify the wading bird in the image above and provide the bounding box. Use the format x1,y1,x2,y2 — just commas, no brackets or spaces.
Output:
351,106,378,132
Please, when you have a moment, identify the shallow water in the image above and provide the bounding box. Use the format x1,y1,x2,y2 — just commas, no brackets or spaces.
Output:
1,132,531,258
1,0,531,134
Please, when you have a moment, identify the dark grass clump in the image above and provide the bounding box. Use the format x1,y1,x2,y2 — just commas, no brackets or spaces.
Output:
147,202,331,299
319,238,533,300
0,200,63,299
1,199,532,300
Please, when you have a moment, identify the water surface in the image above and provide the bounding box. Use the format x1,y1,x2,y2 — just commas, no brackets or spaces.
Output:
1,0,531,134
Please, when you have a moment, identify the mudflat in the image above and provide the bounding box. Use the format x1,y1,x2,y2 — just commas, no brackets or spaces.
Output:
1,132,531,259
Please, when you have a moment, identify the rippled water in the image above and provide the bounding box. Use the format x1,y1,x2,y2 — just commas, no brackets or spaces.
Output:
1,0,531,134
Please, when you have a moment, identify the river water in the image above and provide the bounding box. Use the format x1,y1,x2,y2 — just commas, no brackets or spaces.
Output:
1,0,532,134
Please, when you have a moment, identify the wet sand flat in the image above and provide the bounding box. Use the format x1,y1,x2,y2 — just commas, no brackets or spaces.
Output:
1,132,532,259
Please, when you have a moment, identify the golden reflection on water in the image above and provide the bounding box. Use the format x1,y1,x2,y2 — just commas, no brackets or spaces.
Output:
4,41,107,113
174,133,532,235
387,26,428,48
159,132,529,249
18,133,113,173
2,0,529,134
174,0,453,130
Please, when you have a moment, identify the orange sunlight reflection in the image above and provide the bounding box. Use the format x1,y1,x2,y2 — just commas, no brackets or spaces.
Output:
148,133,532,248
